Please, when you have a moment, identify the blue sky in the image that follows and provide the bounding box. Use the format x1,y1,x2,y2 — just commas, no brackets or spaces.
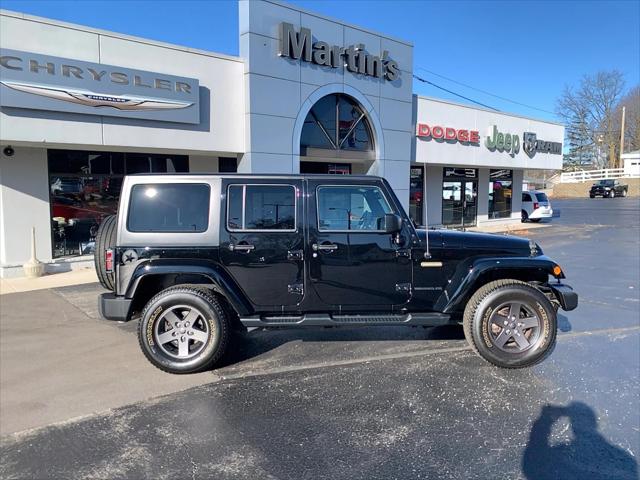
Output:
1,0,638,122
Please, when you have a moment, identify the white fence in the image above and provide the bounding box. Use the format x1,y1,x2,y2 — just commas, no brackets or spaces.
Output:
560,168,640,183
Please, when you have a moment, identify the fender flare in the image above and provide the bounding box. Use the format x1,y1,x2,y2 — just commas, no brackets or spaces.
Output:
437,256,562,313
125,261,253,316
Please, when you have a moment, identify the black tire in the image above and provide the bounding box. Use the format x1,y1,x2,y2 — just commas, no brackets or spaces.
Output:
94,215,116,291
138,286,230,374
622,189,628,197
609,190,616,198
530,218,541,223
463,279,557,369
589,194,595,198
521,210,528,222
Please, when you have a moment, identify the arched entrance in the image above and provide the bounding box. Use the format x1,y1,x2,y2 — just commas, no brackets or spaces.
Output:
299,93,376,175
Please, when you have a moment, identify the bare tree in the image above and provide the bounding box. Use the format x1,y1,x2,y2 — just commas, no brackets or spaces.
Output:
614,85,640,154
556,70,625,168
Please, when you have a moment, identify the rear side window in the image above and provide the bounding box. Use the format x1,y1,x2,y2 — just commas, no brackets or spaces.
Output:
522,193,532,202
227,185,296,231
127,183,210,232
535,192,549,202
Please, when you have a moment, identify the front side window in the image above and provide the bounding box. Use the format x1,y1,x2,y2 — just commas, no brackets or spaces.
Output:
317,185,392,231
488,169,513,219
128,184,210,232
227,185,296,231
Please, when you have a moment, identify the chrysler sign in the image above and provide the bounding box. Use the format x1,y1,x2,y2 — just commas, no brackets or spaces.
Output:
0,49,200,124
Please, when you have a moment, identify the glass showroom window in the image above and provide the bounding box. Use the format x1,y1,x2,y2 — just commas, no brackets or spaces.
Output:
300,94,374,153
48,150,188,257
488,169,513,219
409,166,424,225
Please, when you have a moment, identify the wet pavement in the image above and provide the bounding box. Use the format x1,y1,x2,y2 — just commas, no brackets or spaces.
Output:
1,198,639,479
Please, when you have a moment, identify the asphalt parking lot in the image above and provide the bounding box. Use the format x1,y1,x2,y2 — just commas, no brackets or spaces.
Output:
1,197,638,479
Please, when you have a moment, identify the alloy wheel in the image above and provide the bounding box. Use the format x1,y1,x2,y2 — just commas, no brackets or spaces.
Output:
488,301,542,353
153,305,210,359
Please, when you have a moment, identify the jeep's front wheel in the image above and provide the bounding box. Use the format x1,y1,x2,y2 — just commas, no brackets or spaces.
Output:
463,280,557,368
138,286,230,374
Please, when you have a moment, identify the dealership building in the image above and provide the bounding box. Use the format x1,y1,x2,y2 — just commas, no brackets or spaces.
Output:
0,0,564,277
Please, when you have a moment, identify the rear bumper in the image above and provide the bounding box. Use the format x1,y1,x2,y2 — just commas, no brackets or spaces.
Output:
549,283,578,311
99,293,132,321
530,208,553,219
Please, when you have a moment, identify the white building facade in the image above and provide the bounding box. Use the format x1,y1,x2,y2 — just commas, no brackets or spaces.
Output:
0,0,563,277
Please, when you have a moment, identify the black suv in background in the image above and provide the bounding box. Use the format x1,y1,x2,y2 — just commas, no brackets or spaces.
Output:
589,179,628,198
96,174,577,374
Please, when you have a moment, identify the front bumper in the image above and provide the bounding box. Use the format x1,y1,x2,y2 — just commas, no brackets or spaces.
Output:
549,283,578,311
99,293,132,321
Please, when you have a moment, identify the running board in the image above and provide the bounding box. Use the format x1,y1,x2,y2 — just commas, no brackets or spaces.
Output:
240,312,451,328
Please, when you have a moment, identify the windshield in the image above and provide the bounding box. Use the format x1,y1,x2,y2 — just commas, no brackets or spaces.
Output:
597,180,614,186
535,193,549,202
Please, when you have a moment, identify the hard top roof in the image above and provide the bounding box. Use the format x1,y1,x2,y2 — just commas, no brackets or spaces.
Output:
128,173,385,181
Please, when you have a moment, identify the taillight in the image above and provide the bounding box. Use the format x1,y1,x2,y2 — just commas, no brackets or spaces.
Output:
105,249,114,272
533,202,539,210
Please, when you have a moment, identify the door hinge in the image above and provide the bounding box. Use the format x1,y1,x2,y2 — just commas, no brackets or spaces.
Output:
288,283,304,295
395,283,412,293
287,249,304,261
395,249,411,259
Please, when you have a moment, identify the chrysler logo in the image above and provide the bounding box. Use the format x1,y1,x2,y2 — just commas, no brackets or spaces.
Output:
1,80,193,111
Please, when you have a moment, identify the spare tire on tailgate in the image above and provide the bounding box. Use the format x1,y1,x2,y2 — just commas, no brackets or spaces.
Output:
94,215,117,291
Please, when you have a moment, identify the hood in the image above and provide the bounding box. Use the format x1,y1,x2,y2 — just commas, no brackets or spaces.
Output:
416,229,538,256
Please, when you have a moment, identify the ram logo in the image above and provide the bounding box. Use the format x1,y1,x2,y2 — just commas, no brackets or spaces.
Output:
0,80,193,111
523,132,538,157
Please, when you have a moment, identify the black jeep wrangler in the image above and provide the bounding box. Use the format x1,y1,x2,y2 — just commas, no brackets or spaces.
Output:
97,174,577,374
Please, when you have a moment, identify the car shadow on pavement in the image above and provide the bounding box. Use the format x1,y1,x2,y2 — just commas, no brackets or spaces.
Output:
219,324,466,367
522,402,638,480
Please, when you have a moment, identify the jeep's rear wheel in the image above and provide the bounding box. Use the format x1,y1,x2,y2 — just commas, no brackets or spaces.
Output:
94,215,116,291
463,279,557,368
521,210,528,222
138,286,230,374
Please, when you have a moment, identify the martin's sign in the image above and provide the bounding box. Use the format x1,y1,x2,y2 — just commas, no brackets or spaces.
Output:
0,49,200,124
278,23,399,81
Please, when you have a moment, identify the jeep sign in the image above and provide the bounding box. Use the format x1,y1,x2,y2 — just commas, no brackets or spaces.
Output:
0,49,200,124
278,22,399,81
485,125,520,155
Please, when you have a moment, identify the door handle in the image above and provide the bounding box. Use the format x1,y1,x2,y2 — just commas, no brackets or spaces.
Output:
312,243,338,252
229,243,255,252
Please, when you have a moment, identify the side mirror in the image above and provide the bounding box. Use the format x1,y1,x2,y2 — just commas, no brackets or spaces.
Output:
380,213,403,233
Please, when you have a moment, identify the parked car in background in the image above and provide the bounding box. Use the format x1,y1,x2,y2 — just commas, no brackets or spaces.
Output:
589,179,628,198
522,191,553,223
